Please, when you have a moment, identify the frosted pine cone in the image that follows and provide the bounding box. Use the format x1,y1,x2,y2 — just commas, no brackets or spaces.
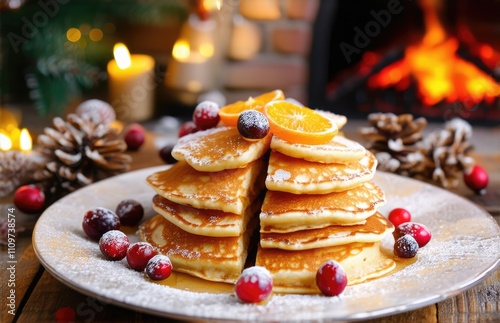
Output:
34,113,131,196
0,150,45,197
360,113,428,176
419,118,475,188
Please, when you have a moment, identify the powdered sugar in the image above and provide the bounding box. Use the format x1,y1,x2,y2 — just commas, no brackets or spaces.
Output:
33,167,500,321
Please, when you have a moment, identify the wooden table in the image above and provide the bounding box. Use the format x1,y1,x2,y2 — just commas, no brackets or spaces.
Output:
2,122,499,323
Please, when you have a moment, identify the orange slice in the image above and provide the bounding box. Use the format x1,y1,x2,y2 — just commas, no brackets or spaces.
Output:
248,89,285,106
264,100,338,145
219,89,285,127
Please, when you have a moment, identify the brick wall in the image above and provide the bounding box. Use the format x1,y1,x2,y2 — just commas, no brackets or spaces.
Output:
220,0,320,105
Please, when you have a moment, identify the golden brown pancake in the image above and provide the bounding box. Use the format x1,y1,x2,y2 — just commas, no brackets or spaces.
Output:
260,212,393,250
255,242,396,294
270,134,366,164
172,126,272,172
260,181,386,233
152,194,262,237
146,158,266,215
139,214,257,283
266,150,377,194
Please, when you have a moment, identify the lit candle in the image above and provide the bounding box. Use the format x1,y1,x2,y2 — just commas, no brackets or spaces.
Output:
107,43,155,122
165,14,216,93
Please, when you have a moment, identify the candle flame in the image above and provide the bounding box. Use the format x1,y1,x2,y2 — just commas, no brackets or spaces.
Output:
172,39,191,61
20,128,32,151
113,43,132,69
0,131,12,151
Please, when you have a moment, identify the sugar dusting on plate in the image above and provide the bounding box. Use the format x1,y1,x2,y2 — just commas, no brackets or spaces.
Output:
33,167,500,321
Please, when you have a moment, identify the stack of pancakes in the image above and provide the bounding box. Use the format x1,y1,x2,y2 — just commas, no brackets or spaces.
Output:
139,114,396,293
256,121,396,294
139,126,271,283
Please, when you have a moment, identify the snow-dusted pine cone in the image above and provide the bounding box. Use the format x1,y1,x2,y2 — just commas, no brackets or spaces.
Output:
419,118,475,188
0,150,45,197
34,113,131,196
360,113,428,176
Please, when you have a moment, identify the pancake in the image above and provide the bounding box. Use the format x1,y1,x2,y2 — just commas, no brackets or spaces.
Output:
152,194,263,237
146,158,266,215
260,212,393,250
255,242,396,294
260,181,386,233
270,135,366,164
139,214,257,283
172,126,272,172
266,150,377,194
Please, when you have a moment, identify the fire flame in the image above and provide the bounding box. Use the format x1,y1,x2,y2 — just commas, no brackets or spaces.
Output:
367,0,500,106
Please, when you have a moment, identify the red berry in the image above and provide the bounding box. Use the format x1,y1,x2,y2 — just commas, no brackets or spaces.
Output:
145,254,173,280
394,222,432,248
115,199,144,226
159,144,177,164
82,207,121,241
237,110,270,141
178,121,198,138
124,129,145,150
388,208,412,227
463,165,489,194
13,185,45,214
316,260,348,296
125,123,145,135
394,234,419,258
99,230,130,260
127,242,158,271
235,266,273,303
55,306,76,323
192,101,220,130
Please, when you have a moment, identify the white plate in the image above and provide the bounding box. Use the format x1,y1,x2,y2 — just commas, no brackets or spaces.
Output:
33,166,500,321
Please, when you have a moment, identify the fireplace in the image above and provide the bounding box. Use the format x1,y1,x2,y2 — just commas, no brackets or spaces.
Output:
308,0,500,124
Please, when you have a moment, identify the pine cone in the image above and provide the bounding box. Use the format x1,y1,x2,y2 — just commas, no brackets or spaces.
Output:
34,113,132,197
0,150,46,197
360,113,428,176
419,118,475,189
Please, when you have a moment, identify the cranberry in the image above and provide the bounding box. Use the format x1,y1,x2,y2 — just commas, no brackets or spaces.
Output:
115,199,144,226
388,208,412,227
55,306,76,323
159,144,177,164
82,207,120,241
99,230,130,261
178,121,198,138
145,254,173,280
192,101,220,130
394,222,432,248
316,260,348,297
13,185,45,214
127,242,158,271
463,165,489,194
237,110,270,141
235,266,273,303
394,234,419,258
124,128,145,151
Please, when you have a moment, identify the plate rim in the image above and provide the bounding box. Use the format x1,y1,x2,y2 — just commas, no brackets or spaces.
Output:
32,167,500,321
